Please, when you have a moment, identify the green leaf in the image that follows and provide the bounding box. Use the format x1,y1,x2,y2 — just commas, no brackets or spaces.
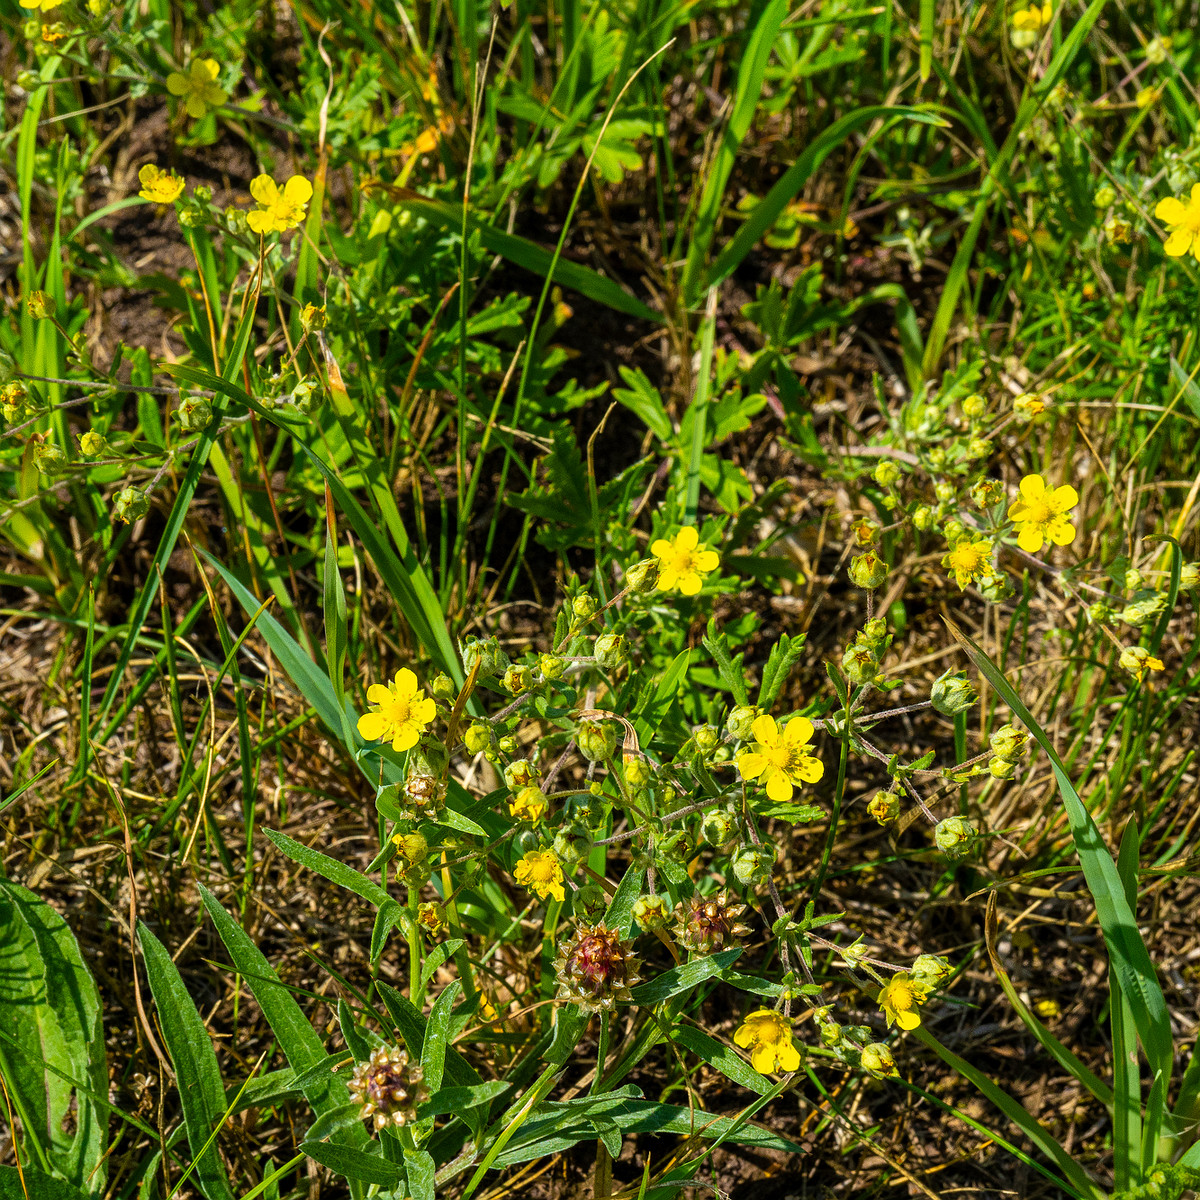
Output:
300,1141,402,1186
606,863,646,937
263,830,392,908
630,949,742,1004
376,983,482,1090
419,1081,510,1119
0,879,107,1193
138,924,236,1200
944,619,1173,1083
0,1166,89,1200
421,982,460,1094
671,1025,771,1095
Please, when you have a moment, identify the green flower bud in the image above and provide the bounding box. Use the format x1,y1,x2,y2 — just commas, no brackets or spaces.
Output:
594,633,626,669
78,430,106,456
571,594,598,620
623,754,651,787
1180,562,1199,590
1124,568,1144,591
15,70,41,91
911,954,952,986
553,822,592,867
113,485,150,523
1094,184,1116,208
1086,601,1113,625
578,719,617,763
291,377,322,414
931,668,976,715
27,290,54,320
1120,597,1166,627
539,653,566,680
842,642,878,685
989,756,1017,779
575,882,608,921
860,1044,897,1076
860,617,888,650
970,479,1004,509
943,518,965,542
225,206,249,235
503,663,533,694
731,843,775,888
934,815,976,857
625,559,659,594
504,759,537,790
700,808,735,846
177,393,212,432
431,672,457,700
965,436,991,461
873,460,902,487
410,738,448,777
848,551,888,590
934,481,955,504
692,724,720,753
34,441,66,474
820,1022,844,1048
867,790,899,824
978,570,1013,603
515,828,542,856
498,735,517,755
463,723,491,755
912,505,934,531
461,635,509,679
726,704,760,741
392,830,428,867
632,894,669,931
989,723,1028,760
300,303,327,331
961,393,986,420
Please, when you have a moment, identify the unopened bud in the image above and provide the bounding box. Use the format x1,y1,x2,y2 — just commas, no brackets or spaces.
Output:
431,672,456,700
873,460,901,487
113,486,150,523
989,723,1028,760
34,441,66,474
462,635,509,679
867,790,899,824
731,843,775,888
571,594,597,620
177,393,212,432
625,559,659,594
539,653,566,680
848,551,888,590
726,704,760,741
300,303,327,331
623,754,651,787
578,719,617,763
632,894,669,930
931,668,976,715
463,723,491,755
861,1043,897,1076
934,815,977,856
593,633,626,669
78,430,106,456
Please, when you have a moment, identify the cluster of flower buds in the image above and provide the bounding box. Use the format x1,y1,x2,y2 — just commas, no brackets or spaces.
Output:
553,922,642,1012
987,721,1029,780
347,1046,429,1132
841,617,890,686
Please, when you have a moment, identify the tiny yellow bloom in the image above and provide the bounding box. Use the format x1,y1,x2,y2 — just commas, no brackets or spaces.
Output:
137,163,186,206
246,174,314,235
736,713,823,804
942,536,993,591
514,848,565,902
1011,2,1051,31
1155,185,1200,260
878,972,929,1031
733,1009,802,1074
1008,474,1078,553
356,668,437,752
649,526,720,596
509,786,548,823
166,59,228,120
1119,645,1164,683
1012,392,1045,423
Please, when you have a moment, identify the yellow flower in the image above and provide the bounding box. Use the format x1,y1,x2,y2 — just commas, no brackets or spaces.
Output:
19,0,59,11
649,526,720,596
509,786,548,823
514,849,565,902
246,174,314,235
878,972,929,1031
733,1009,802,1074
1119,646,1164,683
736,713,823,803
1008,474,1078,553
1012,392,1045,424
137,163,185,206
942,536,993,590
1155,185,1200,260
357,668,436,752
1011,2,1051,31
166,59,228,120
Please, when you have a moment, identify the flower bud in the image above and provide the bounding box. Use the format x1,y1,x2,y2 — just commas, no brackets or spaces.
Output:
692,723,720,753
113,486,150,523
931,668,976,715
625,559,659,594
978,570,1013,603
928,447,948,471
623,754,651,787
701,808,735,846
820,1021,844,1048
78,430,106,456
965,436,991,460
291,376,322,414
632,894,669,931
934,816,977,857
943,518,965,543
572,594,598,620
177,393,212,432
225,206,249,235
1012,393,1045,424
852,518,878,547
1094,184,1116,208
15,70,40,91
575,883,608,922
989,723,1028,760
34,441,66,474
462,635,509,679
989,756,1017,779
848,551,888,590
1086,601,1113,625
498,735,517,755
578,719,617,763
27,290,54,320
861,1043,897,1076
463,723,491,755
503,663,533,694
842,642,878,685
593,632,626,669
431,672,456,700
392,830,428,867
726,704,760,741
912,505,934,531
962,393,986,420
867,790,899,824
301,303,327,331
509,785,548,823
539,653,566,680
553,822,592,867
504,758,537,790
417,902,445,935
1121,597,1166,627
1124,568,1144,591
970,479,1004,509
731,843,775,888
873,460,901,487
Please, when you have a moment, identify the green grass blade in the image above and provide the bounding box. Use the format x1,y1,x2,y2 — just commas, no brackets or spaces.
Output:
945,619,1174,1082
138,925,236,1200
683,288,717,524
1112,820,1143,1190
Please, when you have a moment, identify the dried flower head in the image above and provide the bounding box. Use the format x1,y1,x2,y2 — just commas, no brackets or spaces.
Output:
347,1046,429,1132
553,922,641,1012
673,890,752,955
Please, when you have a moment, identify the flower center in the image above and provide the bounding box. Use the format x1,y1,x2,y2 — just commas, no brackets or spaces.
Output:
383,696,412,725
528,857,557,884
949,544,983,572
888,981,915,1011
1023,498,1054,526
666,548,700,574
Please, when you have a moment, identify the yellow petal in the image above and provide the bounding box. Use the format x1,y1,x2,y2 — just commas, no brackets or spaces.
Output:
1050,484,1078,511
737,752,767,781
694,549,720,572
196,59,220,82
1016,524,1045,553
750,1043,775,1074
656,566,678,591
764,769,793,804
1019,473,1046,501
1047,518,1076,546
185,94,208,119
1164,228,1192,257
650,539,672,559
166,72,188,95
412,696,437,724
793,755,824,784
678,571,703,596
250,174,278,205
675,526,699,551
284,175,314,204
776,1039,801,1072
357,712,386,741
246,210,272,234
783,716,814,747
393,725,420,752
897,1009,921,1030
749,713,778,744
1191,182,1200,206
394,667,418,694
1156,197,1186,224
733,1023,755,1049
